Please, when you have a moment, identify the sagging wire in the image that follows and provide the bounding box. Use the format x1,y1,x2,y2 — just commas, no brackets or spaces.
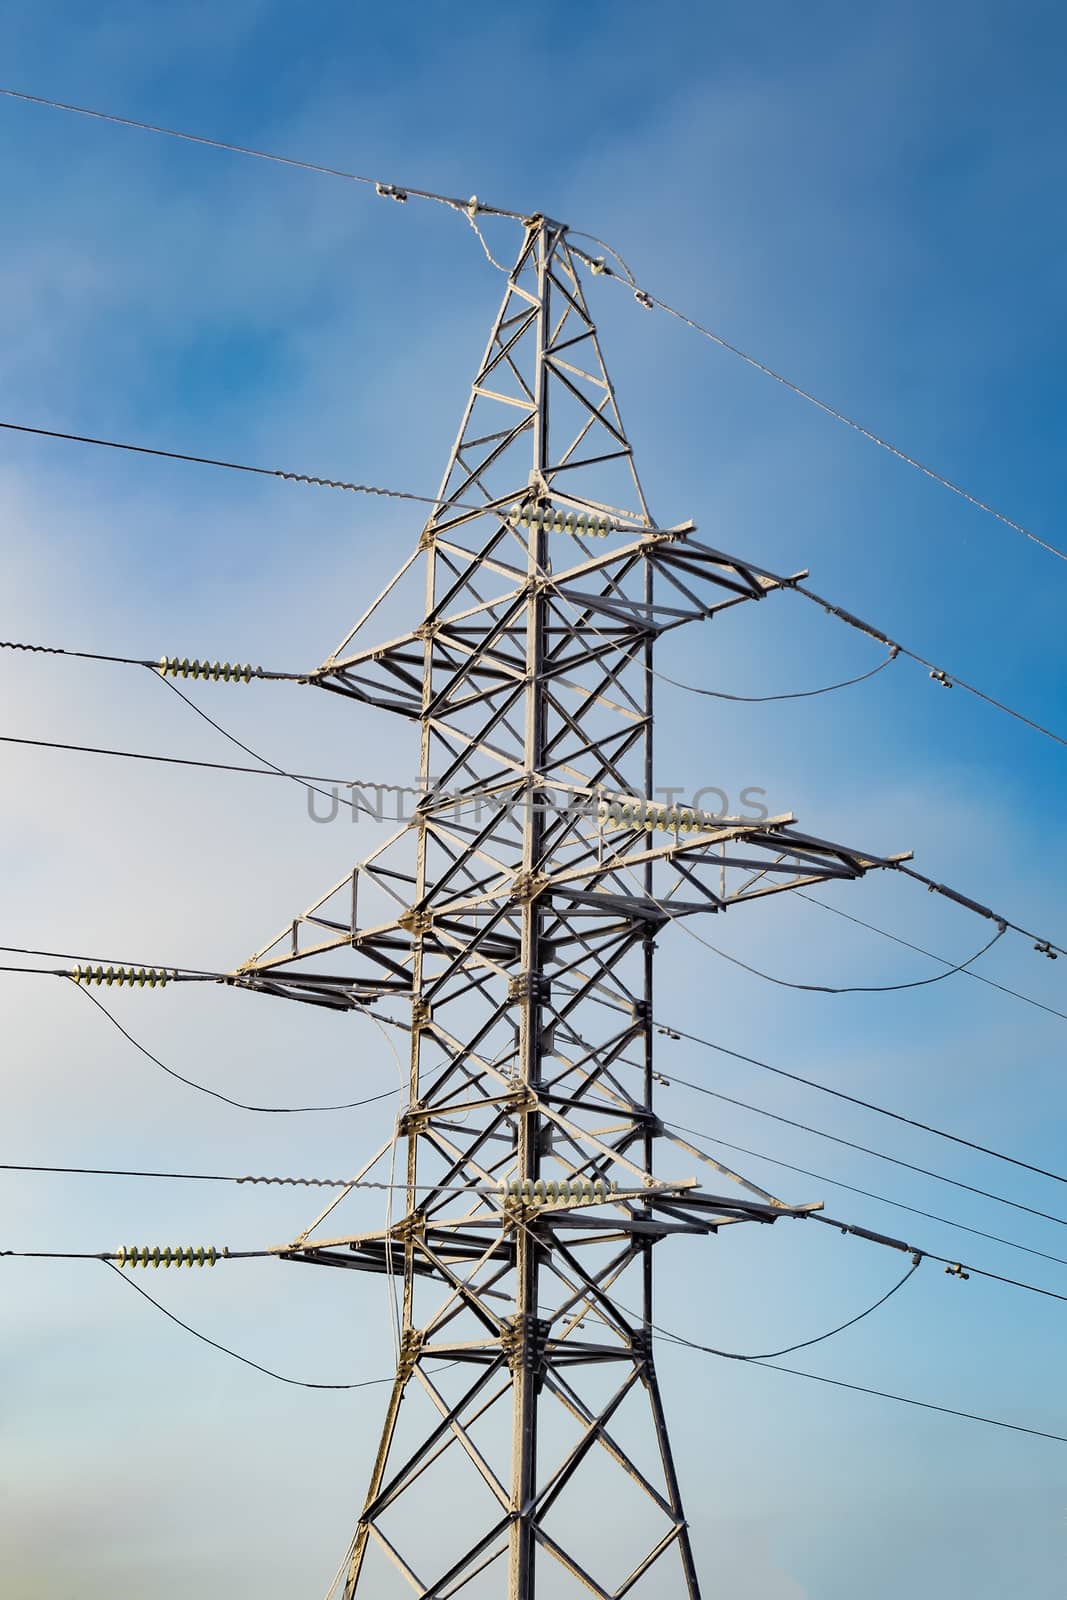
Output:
651,645,899,702
622,859,1009,993
657,1255,923,1361
791,892,1067,1024
152,671,370,816
103,1262,401,1391
69,979,402,1114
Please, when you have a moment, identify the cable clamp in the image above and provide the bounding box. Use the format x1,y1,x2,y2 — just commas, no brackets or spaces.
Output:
634,288,654,310
375,182,408,202
944,1262,970,1281
929,668,952,688
1035,940,1058,959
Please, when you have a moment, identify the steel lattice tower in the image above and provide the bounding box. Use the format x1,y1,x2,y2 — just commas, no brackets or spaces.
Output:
233,217,905,1597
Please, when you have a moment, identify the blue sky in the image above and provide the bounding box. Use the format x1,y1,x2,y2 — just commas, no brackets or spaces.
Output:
1,2,1066,1595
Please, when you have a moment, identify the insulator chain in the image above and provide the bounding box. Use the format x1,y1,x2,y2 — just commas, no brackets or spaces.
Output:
158,657,259,682
71,965,177,988
503,1178,617,1206
509,503,616,538
597,796,726,835
115,1244,222,1268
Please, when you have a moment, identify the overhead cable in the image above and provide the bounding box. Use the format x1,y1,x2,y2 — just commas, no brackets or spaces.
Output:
71,981,402,1114
660,1070,1067,1228
571,243,1067,569
656,1026,1067,1187
652,646,899,702
0,85,528,220
663,1119,1067,1270
105,1262,398,1390
5,83,1060,574
793,891,1067,1024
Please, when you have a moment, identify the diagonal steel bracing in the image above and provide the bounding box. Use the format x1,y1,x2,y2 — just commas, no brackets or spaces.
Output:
232,217,910,1596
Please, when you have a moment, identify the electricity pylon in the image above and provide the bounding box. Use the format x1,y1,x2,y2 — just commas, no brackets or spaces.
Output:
232,216,907,1597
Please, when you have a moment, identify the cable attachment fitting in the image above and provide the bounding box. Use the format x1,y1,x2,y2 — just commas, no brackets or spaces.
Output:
929,668,953,688
116,1244,222,1268
1034,941,1058,960
944,1262,970,1281
375,182,407,202
590,257,608,276
634,288,654,310
467,195,480,218
158,657,258,682
71,965,176,988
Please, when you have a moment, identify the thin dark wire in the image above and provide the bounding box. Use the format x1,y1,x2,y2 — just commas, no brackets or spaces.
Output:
0,730,361,786
70,981,400,1114
0,418,491,514
895,862,1067,959
679,915,1005,993
664,1118,1067,1270
576,248,1067,568
104,1261,395,1390
0,639,302,678
792,892,1067,1024
1,639,151,667
653,647,898,702
153,671,365,814
655,1258,921,1361
1,1162,234,1182
661,1069,1067,1229
0,86,527,218
657,1026,1067,1187
2,424,1063,752
0,943,219,975
673,1341,1067,1444
789,582,1067,750
638,865,1008,991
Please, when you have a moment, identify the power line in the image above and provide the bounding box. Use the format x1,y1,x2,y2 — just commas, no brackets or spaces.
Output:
153,670,367,816
631,861,1012,990
653,647,899,702
104,1262,398,1391
792,891,1067,1025
788,580,1067,750
0,730,399,792
668,1340,1067,1446
0,639,303,678
0,85,528,220
0,417,491,511
571,244,1067,570
661,1257,922,1360
811,1213,1067,1307
676,913,1005,994
656,1027,1067,1188
71,981,402,1114
4,80,1059,576
664,1118,1067,1270
2,428,1064,754
660,1070,1067,1229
